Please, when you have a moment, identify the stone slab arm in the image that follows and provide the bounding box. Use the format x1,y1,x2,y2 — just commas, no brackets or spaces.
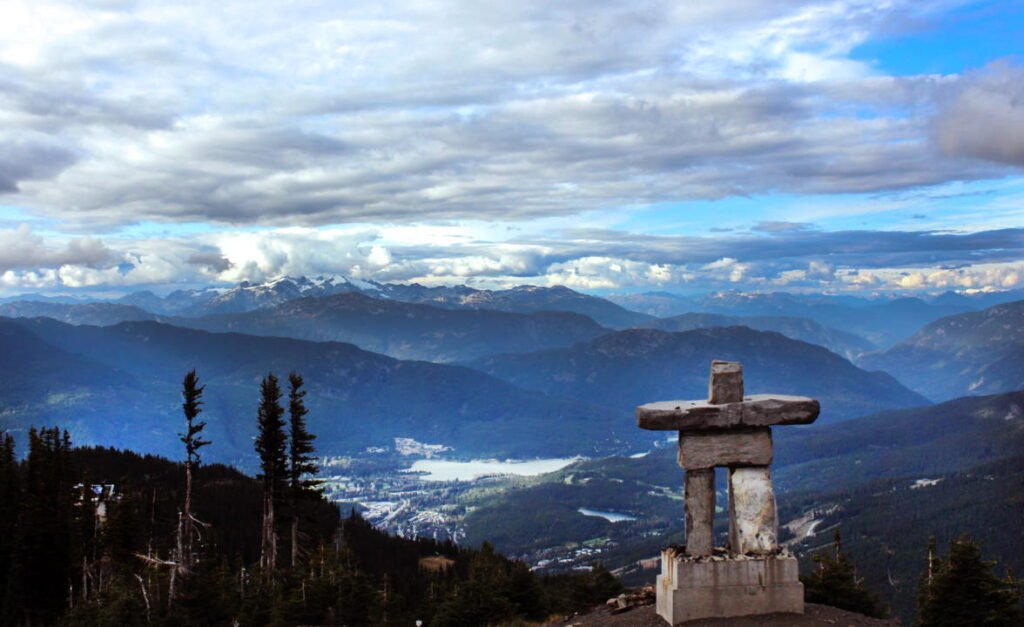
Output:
636,395,820,431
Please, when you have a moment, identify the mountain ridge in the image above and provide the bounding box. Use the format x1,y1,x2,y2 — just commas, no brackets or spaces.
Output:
0,316,633,464
644,312,874,359
860,299,1024,400
168,291,610,362
469,326,928,422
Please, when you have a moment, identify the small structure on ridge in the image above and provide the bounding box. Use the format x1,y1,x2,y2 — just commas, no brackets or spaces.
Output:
636,360,820,625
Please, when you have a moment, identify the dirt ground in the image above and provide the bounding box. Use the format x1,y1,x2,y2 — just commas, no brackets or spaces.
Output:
545,603,901,626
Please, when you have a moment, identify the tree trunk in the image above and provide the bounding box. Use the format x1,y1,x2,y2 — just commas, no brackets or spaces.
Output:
291,512,299,569
261,492,277,578
183,458,193,571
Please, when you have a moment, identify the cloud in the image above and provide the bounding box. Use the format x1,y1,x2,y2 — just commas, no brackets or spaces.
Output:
0,1,1020,296
0,225,115,271
807,259,835,281
935,60,1024,167
0,135,77,192
549,226,1024,271
752,221,812,233
544,256,692,290
0,0,1011,229
186,251,233,273
0,221,1020,294
898,264,1023,291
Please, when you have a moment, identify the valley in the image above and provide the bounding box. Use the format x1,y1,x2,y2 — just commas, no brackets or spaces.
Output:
1,277,1022,624
7,9,1023,624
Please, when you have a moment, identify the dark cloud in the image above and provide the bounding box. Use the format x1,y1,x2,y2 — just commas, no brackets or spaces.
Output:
0,226,117,272
0,138,77,192
542,227,1024,271
187,251,233,273
935,60,1024,167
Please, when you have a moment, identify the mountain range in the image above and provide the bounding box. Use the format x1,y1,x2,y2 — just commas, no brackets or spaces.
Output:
0,316,935,465
0,317,629,463
169,292,609,362
610,290,984,347
2,276,1021,413
860,300,1024,401
0,301,155,326
644,312,873,360
109,276,651,329
469,327,928,422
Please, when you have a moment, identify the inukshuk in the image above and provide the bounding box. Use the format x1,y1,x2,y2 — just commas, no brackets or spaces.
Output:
636,360,820,625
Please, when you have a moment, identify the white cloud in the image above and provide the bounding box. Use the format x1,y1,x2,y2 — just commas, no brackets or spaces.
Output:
0,0,1007,230
0,1,1019,296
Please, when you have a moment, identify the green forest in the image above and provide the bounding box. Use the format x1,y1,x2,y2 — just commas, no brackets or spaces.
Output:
0,371,620,626
0,370,1020,625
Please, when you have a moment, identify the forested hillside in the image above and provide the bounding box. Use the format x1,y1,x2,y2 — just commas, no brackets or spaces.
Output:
644,312,874,360
0,429,619,626
171,292,609,362
861,300,1024,400
459,391,1024,611
471,327,928,422
782,455,1024,623
0,318,628,462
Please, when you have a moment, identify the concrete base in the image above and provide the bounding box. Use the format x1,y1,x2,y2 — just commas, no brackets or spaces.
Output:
655,548,804,625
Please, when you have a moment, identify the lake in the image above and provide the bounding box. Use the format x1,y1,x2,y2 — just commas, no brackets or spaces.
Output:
577,507,637,523
405,457,582,482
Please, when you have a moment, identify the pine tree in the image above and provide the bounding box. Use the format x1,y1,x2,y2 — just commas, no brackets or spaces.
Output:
0,432,20,617
287,372,320,570
180,369,210,573
802,531,887,618
4,428,77,625
255,373,288,579
916,535,1022,627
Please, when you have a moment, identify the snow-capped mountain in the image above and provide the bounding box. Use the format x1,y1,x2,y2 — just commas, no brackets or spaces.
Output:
116,276,650,328
117,275,381,316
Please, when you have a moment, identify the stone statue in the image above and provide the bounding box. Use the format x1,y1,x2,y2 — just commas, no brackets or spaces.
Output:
636,360,820,624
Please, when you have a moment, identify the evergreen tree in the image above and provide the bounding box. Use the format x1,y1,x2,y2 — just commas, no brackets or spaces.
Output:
4,428,78,625
255,373,288,578
0,432,20,618
916,535,1022,627
180,369,210,573
801,530,887,618
287,372,320,570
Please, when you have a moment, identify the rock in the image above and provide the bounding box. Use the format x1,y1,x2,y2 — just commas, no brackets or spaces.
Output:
657,552,803,624
678,427,772,470
708,360,744,404
636,394,819,431
684,469,715,556
728,466,778,555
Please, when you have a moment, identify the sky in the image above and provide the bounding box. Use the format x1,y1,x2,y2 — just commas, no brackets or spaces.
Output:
0,0,1022,296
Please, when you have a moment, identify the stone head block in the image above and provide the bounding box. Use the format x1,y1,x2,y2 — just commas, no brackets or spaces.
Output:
709,360,744,404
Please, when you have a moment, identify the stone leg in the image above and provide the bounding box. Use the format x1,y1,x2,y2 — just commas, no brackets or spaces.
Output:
684,468,715,556
727,466,778,555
